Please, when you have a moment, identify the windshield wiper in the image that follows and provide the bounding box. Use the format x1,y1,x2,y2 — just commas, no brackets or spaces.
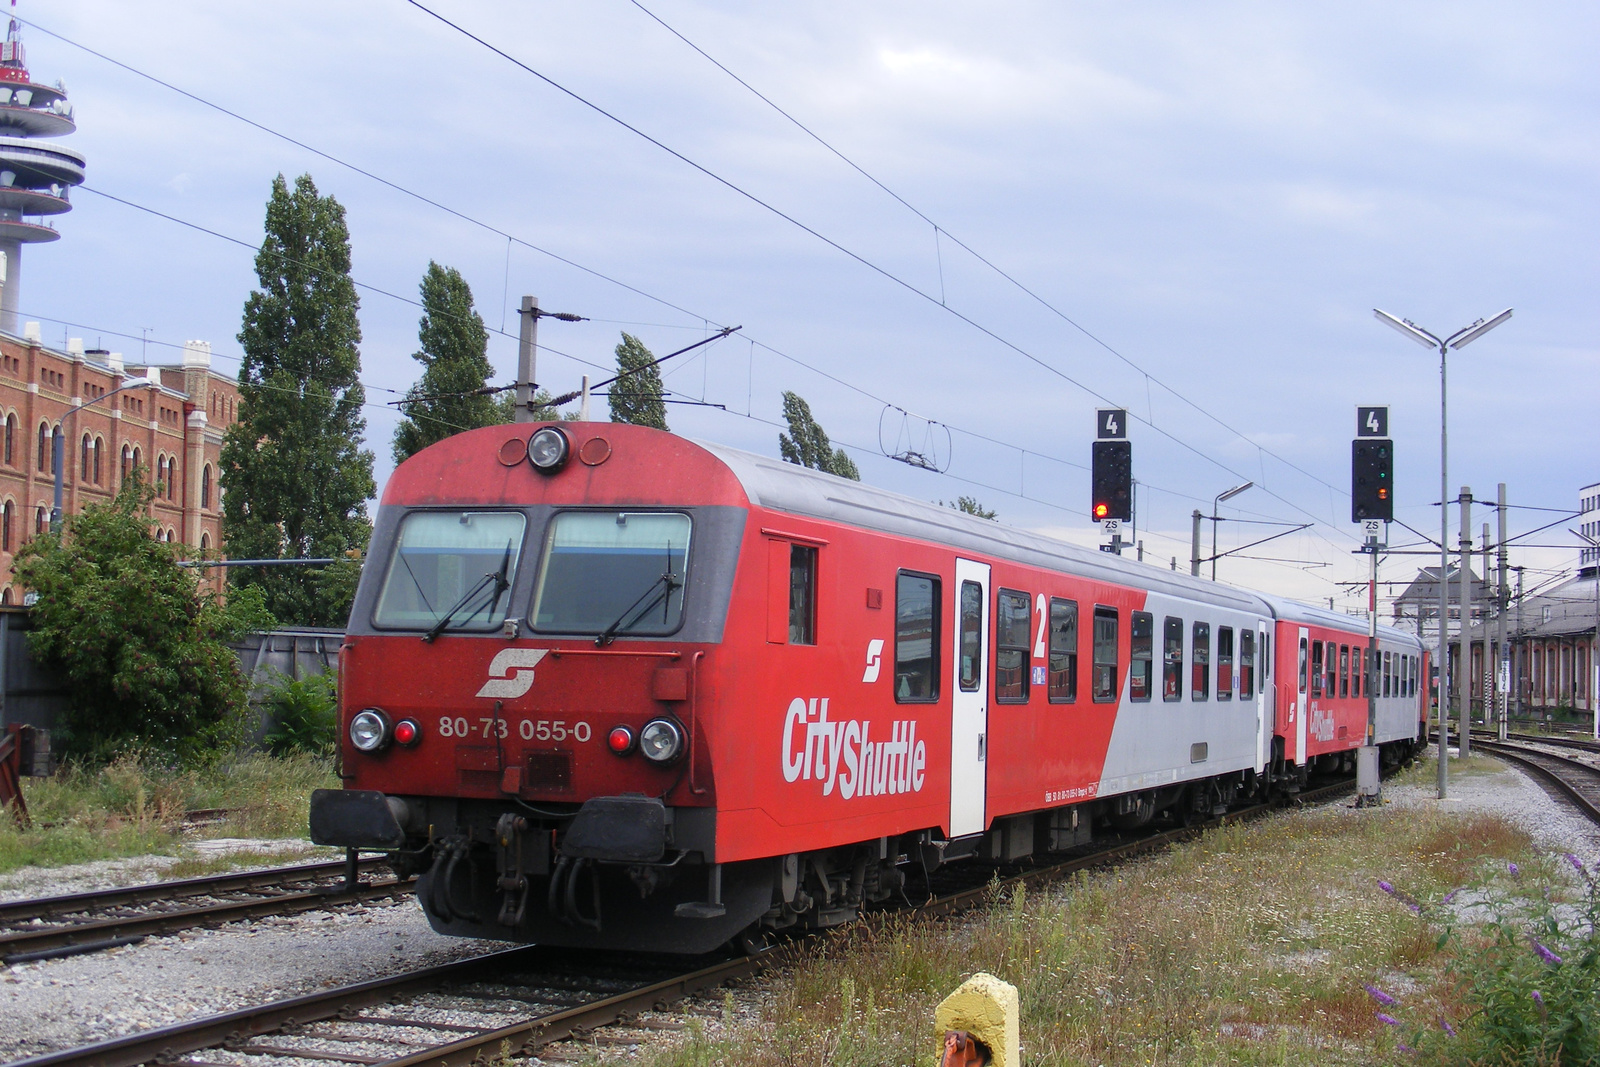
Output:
422,543,514,643
595,568,682,647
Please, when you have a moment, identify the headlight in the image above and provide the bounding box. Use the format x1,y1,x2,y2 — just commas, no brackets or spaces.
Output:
349,709,391,753
527,427,570,473
638,718,685,764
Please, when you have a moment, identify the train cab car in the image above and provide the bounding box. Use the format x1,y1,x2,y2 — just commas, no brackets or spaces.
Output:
310,422,1412,954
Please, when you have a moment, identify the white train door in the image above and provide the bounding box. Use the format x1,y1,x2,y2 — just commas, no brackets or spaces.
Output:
1257,622,1271,772
1295,627,1310,764
951,559,989,837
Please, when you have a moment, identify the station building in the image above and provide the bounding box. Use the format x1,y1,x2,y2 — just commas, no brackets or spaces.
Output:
0,323,238,602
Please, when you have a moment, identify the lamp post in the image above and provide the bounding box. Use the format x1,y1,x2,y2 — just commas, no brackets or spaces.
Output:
1210,481,1254,581
1373,307,1512,800
1573,528,1600,741
51,375,156,532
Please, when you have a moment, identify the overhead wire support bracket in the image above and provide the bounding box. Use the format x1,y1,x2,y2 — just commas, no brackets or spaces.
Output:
878,405,952,473
548,327,740,407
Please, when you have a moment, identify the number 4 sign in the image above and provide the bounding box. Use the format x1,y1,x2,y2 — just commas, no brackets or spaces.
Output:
1097,408,1126,439
1356,405,1388,437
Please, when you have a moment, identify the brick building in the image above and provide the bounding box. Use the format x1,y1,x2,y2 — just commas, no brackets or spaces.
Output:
0,323,238,601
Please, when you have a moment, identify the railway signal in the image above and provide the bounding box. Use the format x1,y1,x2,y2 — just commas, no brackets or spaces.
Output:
1092,409,1132,524
1351,439,1393,522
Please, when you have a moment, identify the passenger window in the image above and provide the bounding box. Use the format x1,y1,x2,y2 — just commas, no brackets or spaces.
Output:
1130,612,1153,702
1216,626,1233,701
1297,637,1308,694
958,580,982,693
1340,645,1350,698
1311,640,1324,697
1163,617,1184,702
1383,651,1392,697
995,590,1031,704
1091,606,1118,703
1325,642,1337,698
1263,633,1271,680
789,545,817,645
895,572,940,703
1239,629,1256,699
1192,622,1210,701
1048,598,1078,704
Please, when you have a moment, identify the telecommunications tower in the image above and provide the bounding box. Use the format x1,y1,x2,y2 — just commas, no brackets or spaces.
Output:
0,0,83,334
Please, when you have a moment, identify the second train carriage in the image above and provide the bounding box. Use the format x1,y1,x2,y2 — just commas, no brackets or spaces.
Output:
310,423,1426,953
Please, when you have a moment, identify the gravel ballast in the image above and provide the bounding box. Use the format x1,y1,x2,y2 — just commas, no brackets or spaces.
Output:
3,749,1598,1063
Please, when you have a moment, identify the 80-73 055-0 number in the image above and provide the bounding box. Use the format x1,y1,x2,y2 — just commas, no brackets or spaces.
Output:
437,717,593,743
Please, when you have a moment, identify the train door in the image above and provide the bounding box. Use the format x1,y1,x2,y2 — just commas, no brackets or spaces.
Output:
951,558,989,837
1257,622,1271,772
1295,628,1309,764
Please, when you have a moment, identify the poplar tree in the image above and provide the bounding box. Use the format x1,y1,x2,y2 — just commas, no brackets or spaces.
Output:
221,173,376,627
608,332,669,430
778,390,860,480
393,262,498,463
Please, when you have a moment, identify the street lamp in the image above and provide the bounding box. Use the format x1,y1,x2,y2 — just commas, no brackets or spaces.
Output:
1573,528,1600,741
1211,481,1254,581
1373,306,1512,799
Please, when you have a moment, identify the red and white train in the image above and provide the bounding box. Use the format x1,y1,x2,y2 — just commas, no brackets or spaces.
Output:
311,422,1427,954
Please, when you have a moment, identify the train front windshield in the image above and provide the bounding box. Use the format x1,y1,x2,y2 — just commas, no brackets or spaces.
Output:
373,511,526,631
531,511,691,636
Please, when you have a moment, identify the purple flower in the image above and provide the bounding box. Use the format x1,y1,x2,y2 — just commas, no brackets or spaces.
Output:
1440,1017,1457,1037
1566,853,1584,874
1365,984,1399,1007
1442,889,1458,904
1408,901,1421,913
1376,1013,1400,1027
1532,940,1562,965
1397,1043,1414,1054
1378,879,1396,895
1508,862,1521,877
1532,990,1544,1006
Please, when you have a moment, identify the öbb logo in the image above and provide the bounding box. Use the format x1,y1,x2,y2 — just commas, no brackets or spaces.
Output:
475,649,548,699
781,697,927,800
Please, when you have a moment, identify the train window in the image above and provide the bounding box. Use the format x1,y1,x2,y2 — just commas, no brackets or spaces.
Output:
1163,617,1183,702
531,511,689,635
995,590,1031,704
1262,633,1270,681
1130,612,1153,702
897,572,941,703
375,510,527,632
1310,640,1324,697
1325,642,1337,698
1048,598,1078,704
1216,626,1233,701
1192,622,1210,701
1239,630,1255,699
1411,655,1418,697
958,581,982,692
1091,607,1118,703
1383,651,1392,697
1340,645,1350,698
1297,637,1307,695
789,545,817,645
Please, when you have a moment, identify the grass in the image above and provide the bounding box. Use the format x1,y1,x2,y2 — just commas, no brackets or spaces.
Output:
0,751,338,874
600,758,1555,1067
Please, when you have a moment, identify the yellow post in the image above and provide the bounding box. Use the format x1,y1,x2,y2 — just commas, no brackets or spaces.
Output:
934,971,1020,1067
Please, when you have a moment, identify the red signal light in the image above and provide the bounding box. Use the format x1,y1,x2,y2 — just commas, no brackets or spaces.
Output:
1094,503,1109,519
393,719,420,746
607,726,635,755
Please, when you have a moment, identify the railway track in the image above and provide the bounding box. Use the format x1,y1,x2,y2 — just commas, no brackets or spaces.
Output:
1468,728,1600,756
5,778,1357,1067
0,857,413,965
1469,738,1600,827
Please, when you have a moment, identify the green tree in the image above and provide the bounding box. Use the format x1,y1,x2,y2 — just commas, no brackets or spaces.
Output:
392,262,499,463
608,332,669,429
221,173,376,627
943,496,997,520
13,480,274,764
778,391,859,480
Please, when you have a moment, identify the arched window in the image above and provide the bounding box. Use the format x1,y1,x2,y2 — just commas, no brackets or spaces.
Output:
50,424,61,476
4,413,14,466
200,531,210,552
201,464,211,509
132,446,142,474
167,459,176,499
34,504,45,535
93,437,103,485
2,500,13,553
35,422,47,473
155,454,166,495
80,433,91,480
121,444,132,481
0,588,10,606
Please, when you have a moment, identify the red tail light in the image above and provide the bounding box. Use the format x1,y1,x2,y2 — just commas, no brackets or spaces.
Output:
393,719,421,746
607,726,635,755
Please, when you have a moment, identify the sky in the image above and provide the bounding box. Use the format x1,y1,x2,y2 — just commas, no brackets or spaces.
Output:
10,0,1597,614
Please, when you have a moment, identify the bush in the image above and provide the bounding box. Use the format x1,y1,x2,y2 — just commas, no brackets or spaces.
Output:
12,478,274,764
261,670,339,756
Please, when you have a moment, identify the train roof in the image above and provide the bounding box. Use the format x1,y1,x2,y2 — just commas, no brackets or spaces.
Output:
696,438,1274,615
1256,593,1422,648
